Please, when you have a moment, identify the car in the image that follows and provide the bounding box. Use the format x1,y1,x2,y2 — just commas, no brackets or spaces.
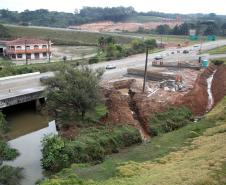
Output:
183,50,189,54
40,76,49,83
106,64,116,69
154,55,163,60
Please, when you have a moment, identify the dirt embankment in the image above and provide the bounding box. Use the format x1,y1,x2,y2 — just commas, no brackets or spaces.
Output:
212,64,226,106
175,65,217,115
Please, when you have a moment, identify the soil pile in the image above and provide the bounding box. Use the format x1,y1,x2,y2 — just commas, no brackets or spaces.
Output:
212,64,226,105
102,89,135,124
176,65,217,115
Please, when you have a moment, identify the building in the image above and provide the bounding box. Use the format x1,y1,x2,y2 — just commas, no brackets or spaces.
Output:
3,38,52,60
0,41,7,56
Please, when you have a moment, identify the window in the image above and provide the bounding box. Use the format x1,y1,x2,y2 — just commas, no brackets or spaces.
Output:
16,46,22,50
26,45,30,50
26,53,31,59
11,54,16,59
17,54,22,58
34,45,39,50
11,46,15,50
42,45,47,49
34,53,40,59
43,52,47,57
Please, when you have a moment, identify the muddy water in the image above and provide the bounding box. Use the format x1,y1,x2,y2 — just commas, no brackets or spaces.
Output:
206,70,217,111
3,102,57,185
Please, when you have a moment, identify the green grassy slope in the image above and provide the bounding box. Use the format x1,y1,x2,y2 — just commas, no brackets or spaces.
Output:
5,25,133,46
41,96,226,185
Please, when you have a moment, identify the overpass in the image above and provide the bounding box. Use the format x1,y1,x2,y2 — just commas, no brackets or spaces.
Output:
0,72,54,109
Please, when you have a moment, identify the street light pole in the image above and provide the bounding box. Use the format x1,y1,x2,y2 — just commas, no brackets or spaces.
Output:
142,47,149,93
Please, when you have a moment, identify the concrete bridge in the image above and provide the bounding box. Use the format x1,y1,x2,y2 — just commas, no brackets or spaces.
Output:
0,72,54,109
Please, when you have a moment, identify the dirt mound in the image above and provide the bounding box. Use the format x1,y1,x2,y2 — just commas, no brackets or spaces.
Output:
113,79,135,89
102,89,135,124
212,64,226,106
69,21,183,32
176,65,217,115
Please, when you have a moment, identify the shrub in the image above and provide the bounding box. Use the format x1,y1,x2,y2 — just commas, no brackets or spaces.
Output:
41,125,141,172
149,107,192,136
0,165,23,185
0,112,9,133
0,140,19,161
211,59,225,66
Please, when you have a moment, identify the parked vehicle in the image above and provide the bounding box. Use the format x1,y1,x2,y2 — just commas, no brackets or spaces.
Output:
154,55,163,60
106,64,116,69
183,50,189,54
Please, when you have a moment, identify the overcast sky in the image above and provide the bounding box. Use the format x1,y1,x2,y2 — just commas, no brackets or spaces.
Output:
0,0,226,15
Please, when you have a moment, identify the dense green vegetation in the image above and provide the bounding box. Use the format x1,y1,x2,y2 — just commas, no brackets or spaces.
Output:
0,7,135,27
89,36,157,63
0,165,24,185
149,107,192,136
40,96,226,185
0,140,19,161
211,58,226,65
43,66,103,123
41,125,141,172
4,25,132,46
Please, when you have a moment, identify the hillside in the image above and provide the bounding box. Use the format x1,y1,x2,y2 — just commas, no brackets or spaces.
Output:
41,95,226,185
4,25,133,46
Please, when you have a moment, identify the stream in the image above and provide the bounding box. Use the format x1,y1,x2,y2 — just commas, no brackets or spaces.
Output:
206,70,217,111
2,102,57,185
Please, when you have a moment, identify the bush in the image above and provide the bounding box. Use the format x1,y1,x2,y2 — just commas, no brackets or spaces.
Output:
149,107,192,136
41,125,141,172
0,112,9,133
0,165,23,185
211,59,225,66
0,140,19,161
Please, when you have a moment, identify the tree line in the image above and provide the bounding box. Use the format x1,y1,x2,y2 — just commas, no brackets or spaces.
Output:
0,7,135,27
153,21,226,36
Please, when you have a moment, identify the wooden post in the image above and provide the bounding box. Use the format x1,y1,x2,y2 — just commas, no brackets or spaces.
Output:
142,47,149,93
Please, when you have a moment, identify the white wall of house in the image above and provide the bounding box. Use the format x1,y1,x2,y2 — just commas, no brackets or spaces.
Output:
6,43,51,61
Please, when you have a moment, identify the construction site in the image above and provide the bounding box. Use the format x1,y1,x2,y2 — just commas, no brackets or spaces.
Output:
100,58,226,139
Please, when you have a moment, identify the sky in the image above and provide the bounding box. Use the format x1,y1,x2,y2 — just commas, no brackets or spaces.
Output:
0,0,226,15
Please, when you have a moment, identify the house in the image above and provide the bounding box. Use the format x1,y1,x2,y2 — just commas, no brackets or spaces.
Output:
4,38,52,60
0,41,7,56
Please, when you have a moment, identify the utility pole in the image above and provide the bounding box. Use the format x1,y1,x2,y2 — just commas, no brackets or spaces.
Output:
25,40,28,65
142,47,149,93
47,39,51,63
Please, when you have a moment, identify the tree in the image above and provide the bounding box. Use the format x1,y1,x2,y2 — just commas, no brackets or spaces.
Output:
0,24,10,38
43,66,103,125
156,24,171,35
145,39,157,50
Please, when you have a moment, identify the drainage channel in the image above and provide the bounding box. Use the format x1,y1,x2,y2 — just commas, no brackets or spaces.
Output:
206,70,217,111
128,90,150,141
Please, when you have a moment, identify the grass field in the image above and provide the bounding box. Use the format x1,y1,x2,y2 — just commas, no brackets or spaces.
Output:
115,32,200,45
5,25,133,46
42,96,226,185
204,45,226,55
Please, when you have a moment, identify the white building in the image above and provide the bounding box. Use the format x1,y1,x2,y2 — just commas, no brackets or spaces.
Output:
4,38,52,61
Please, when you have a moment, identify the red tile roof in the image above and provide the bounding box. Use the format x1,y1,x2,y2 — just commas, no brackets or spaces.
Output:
6,37,49,46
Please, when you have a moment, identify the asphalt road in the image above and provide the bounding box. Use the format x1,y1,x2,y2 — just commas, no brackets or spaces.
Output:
91,39,226,80
1,40,226,100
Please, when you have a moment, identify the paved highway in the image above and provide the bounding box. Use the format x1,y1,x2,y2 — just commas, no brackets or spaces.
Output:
91,39,226,80
1,40,226,101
